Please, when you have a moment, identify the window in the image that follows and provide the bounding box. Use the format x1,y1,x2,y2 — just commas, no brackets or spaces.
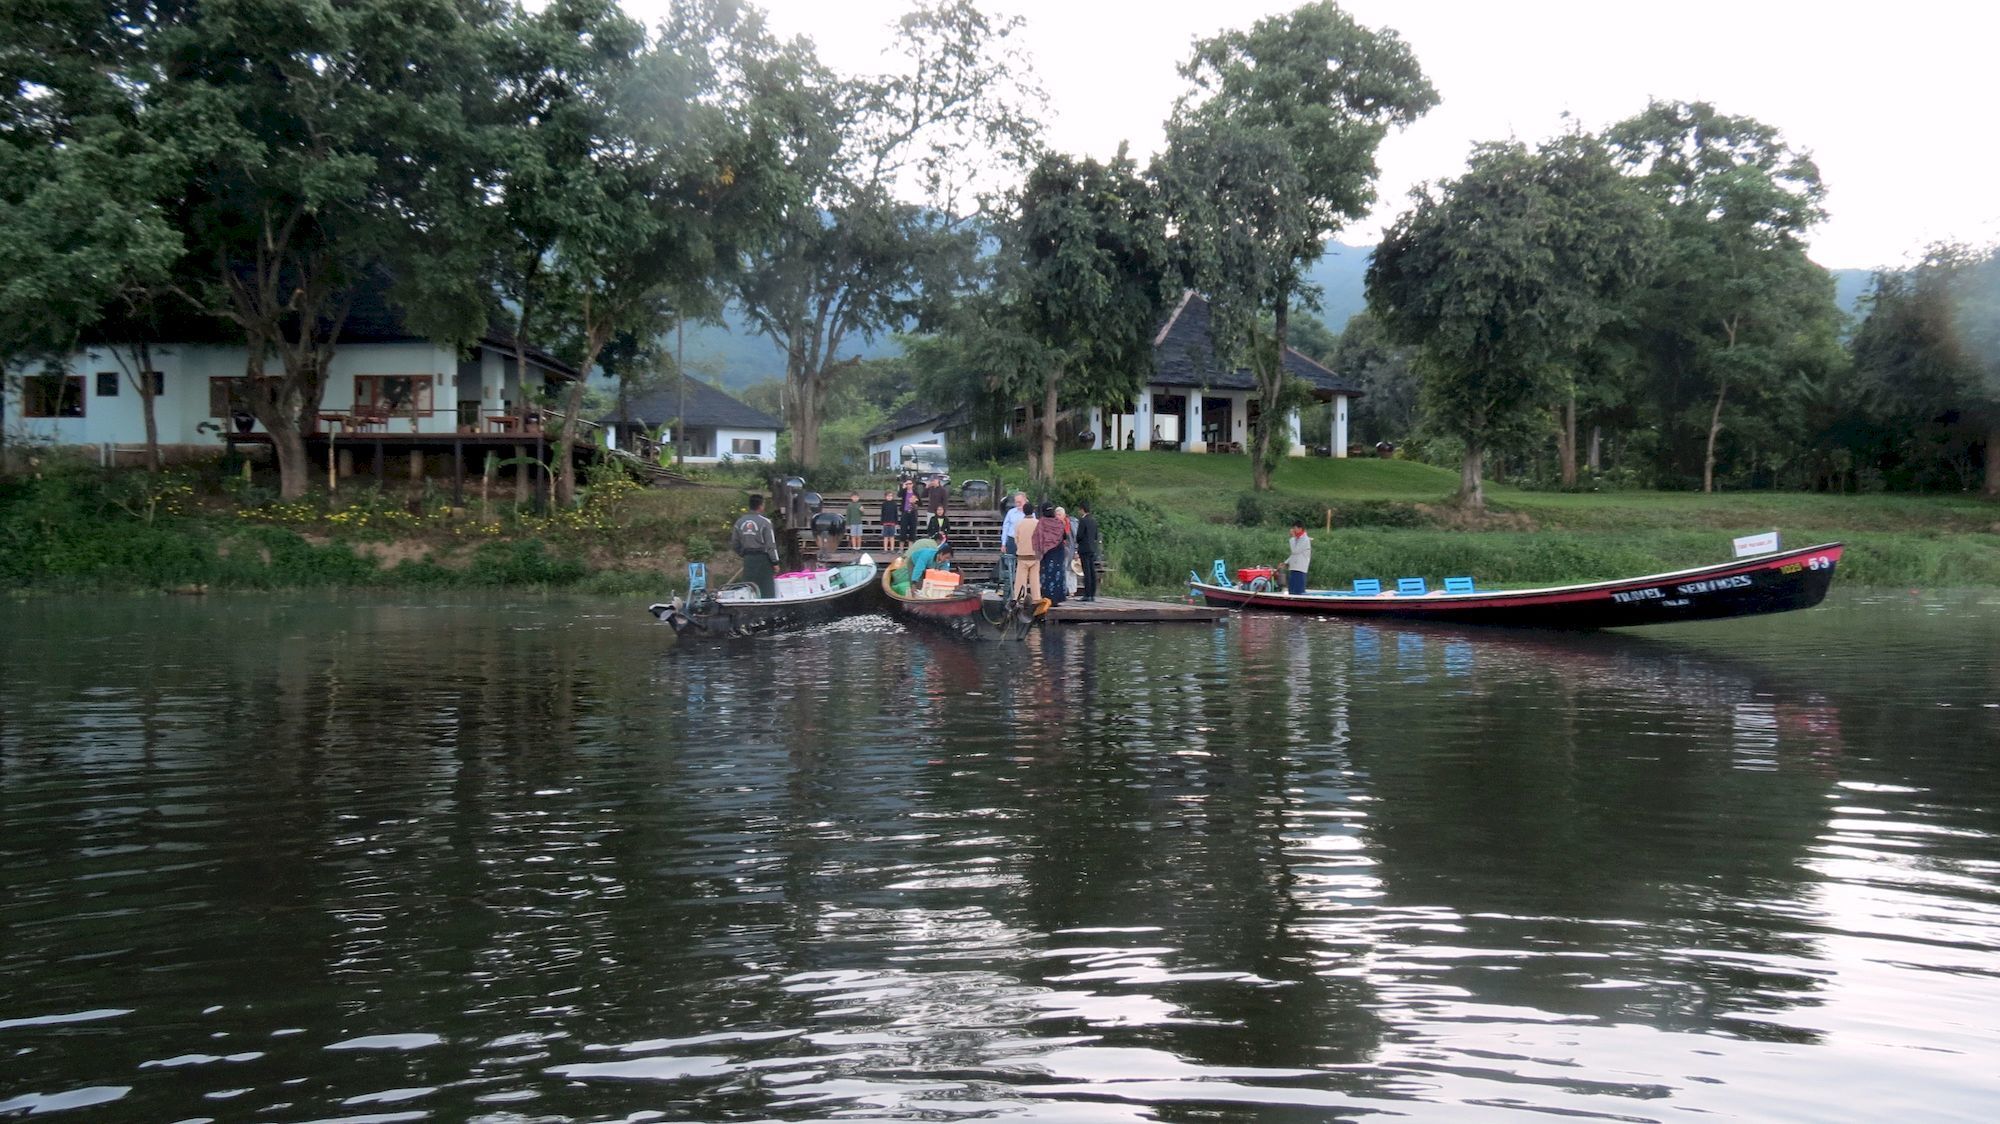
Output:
24,375,85,418
97,371,164,397
353,375,435,416
731,437,761,455
871,451,891,472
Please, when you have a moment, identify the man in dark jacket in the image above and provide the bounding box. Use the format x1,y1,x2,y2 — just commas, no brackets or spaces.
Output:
925,474,949,515
1074,501,1102,602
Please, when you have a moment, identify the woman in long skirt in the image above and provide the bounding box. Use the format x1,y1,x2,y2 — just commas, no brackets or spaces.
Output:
1034,503,1069,605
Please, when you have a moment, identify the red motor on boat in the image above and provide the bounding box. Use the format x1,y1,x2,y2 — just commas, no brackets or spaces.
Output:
1236,566,1276,585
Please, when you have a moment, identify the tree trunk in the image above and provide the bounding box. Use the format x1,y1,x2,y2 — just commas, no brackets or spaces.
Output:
1039,370,1060,485
1587,425,1602,473
273,424,310,500
1703,379,1728,494
1986,425,2000,498
1559,390,1577,488
787,367,823,469
552,374,590,507
1253,298,1289,492
1460,440,1484,510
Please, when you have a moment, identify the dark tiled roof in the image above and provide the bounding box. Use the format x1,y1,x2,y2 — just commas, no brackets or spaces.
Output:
81,270,578,379
1151,292,1363,397
862,402,955,444
603,375,783,431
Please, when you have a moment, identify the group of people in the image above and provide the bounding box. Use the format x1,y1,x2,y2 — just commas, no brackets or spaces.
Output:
997,491,1100,607
839,475,951,554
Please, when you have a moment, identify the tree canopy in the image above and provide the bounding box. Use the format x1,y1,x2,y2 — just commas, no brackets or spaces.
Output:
1368,133,1657,508
1157,0,1436,489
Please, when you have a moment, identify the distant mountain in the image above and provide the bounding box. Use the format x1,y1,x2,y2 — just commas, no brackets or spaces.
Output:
673,249,1877,390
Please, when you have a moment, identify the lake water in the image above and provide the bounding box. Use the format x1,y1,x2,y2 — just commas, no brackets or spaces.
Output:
1,589,1996,1122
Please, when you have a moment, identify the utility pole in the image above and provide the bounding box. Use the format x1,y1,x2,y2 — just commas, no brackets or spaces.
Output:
675,319,685,467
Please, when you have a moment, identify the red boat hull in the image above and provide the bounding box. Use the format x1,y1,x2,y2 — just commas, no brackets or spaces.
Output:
1192,543,1843,630
881,563,1047,641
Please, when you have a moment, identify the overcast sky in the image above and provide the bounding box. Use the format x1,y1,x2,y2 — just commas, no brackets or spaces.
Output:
629,0,1999,272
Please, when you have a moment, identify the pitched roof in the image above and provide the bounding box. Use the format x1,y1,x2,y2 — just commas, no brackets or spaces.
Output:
862,401,955,444
1150,292,1363,397
602,375,783,431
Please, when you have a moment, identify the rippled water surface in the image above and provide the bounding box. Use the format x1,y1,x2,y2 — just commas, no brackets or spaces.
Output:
2,589,1997,1122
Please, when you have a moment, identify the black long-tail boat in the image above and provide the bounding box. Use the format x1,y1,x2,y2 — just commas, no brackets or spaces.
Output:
1190,542,1843,629
649,560,879,639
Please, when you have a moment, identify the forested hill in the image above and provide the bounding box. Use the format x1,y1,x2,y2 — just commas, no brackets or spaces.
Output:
681,244,1872,391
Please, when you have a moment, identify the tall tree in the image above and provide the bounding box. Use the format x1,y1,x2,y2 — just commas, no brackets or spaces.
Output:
535,0,805,506
735,0,1043,469
1605,100,1835,492
0,0,185,469
983,148,1169,483
152,0,504,498
479,0,650,474
1367,133,1657,509
1157,0,1435,490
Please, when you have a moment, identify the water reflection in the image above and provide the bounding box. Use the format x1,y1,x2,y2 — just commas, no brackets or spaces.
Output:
0,592,1996,1120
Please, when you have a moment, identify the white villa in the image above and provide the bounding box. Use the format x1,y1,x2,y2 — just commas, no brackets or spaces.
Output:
1086,292,1359,457
863,404,954,473
598,374,782,465
3,287,577,464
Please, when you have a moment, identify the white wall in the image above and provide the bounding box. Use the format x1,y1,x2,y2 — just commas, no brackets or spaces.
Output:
4,341,571,449
667,426,779,464
864,424,945,471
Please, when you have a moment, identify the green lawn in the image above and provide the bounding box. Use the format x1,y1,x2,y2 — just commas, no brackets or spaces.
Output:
1056,449,1998,535
1043,450,2000,592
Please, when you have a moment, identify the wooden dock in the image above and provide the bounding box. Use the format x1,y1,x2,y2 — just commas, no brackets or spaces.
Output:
1047,596,1226,624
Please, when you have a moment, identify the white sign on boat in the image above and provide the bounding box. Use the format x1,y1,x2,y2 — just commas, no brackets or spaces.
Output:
1733,531,1780,558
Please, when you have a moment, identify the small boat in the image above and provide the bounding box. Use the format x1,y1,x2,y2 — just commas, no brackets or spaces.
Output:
1190,542,1843,629
879,556,1047,641
649,559,879,638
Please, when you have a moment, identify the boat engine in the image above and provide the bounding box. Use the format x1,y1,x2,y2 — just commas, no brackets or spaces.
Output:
648,596,696,635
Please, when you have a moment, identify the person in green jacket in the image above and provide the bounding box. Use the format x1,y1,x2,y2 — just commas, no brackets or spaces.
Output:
844,492,864,551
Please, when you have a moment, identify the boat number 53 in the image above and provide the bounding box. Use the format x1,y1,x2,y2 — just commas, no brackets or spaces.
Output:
1806,555,1833,570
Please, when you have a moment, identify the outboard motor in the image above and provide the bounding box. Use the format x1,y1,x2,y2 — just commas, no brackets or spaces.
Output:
647,596,697,635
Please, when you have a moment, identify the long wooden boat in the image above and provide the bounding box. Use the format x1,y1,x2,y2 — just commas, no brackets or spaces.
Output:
1190,542,1843,629
879,558,1047,641
649,561,879,639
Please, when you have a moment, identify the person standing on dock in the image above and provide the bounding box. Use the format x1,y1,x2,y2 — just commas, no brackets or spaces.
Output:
1010,503,1041,603
925,474,949,516
845,492,865,552
998,491,1026,591
1286,520,1312,595
879,489,898,554
1074,502,1101,602
734,495,780,598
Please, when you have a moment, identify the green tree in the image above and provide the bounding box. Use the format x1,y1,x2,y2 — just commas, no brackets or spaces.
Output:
0,0,185,469
1605,100,1836,492
1156,0,1435,490
1326,309,1417,450
520,0,802,506
976,149,1169,483
1367,133,1657,509
1850,243,2000,494
736,0,1043,469
148,0,505,498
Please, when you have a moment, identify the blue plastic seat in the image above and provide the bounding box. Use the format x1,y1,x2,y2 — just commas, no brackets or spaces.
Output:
1351,578,1382,595
688,561,707,595
1443,576,1474,594
1211,559,1230,586
1396,577,1427,596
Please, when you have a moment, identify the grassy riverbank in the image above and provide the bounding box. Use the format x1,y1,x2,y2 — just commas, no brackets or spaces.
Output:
0,461,746,595
3,451,1996,595
1054,452,2000,593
